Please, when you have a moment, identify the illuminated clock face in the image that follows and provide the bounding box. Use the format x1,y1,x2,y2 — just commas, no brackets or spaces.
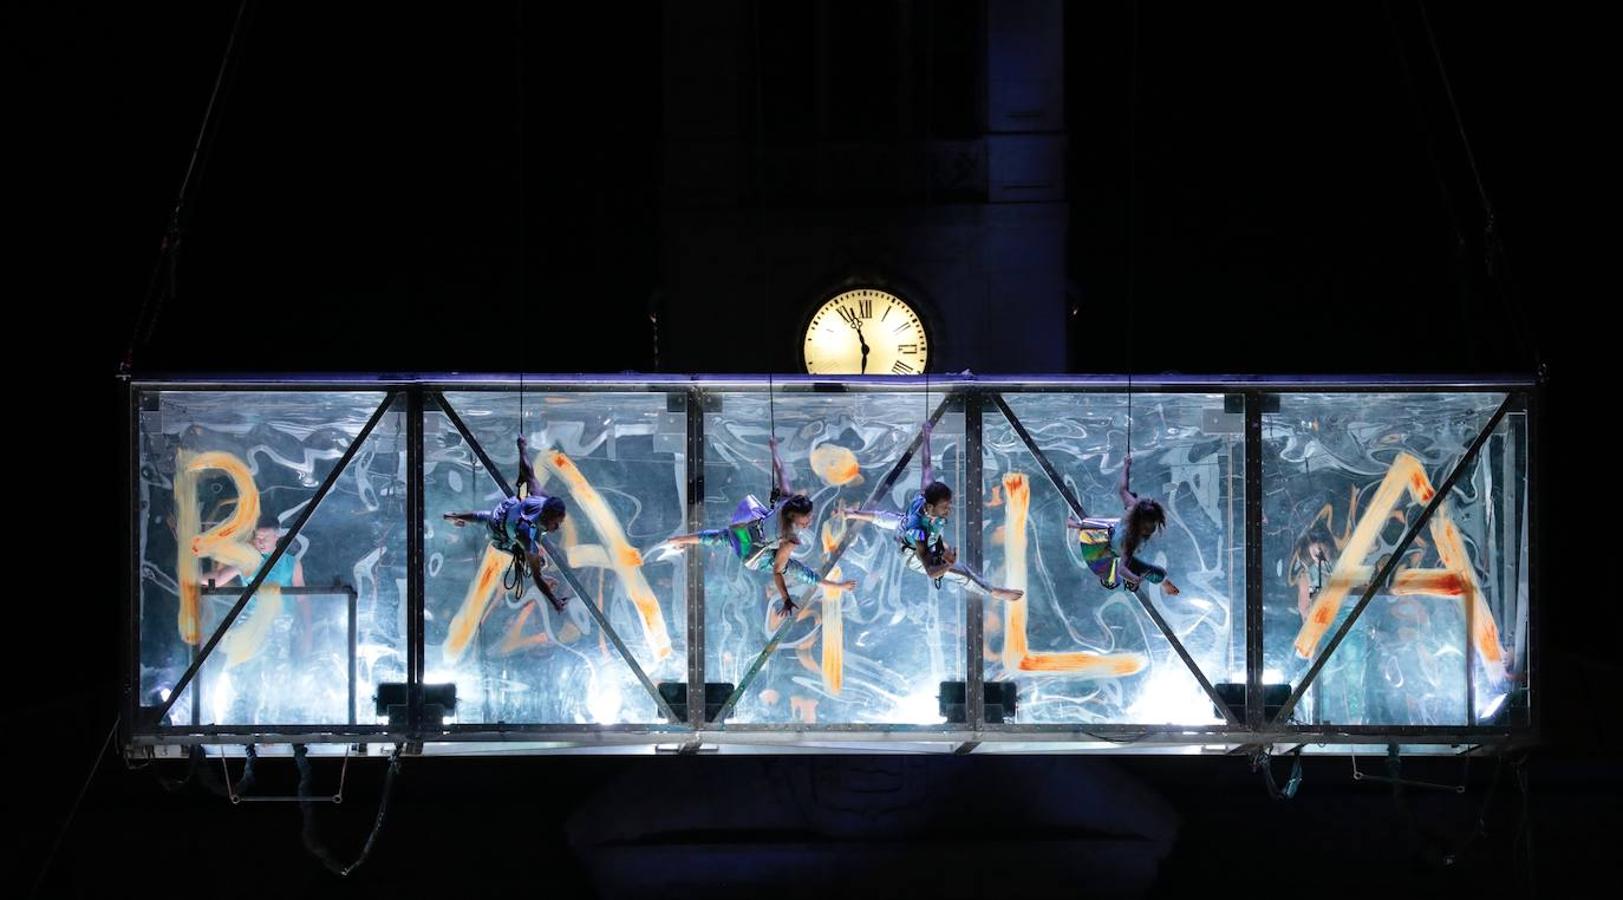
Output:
802,289,929,375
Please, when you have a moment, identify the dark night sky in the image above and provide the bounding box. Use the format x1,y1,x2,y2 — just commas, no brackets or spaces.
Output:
12,2,1614,895
17,2,1581,375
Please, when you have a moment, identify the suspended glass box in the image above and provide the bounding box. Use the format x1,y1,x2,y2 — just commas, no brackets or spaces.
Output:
124,374,1537,756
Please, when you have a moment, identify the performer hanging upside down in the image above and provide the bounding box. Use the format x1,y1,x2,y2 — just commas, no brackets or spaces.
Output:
836,420,1023,603
443,435,571,612
658,436,855,615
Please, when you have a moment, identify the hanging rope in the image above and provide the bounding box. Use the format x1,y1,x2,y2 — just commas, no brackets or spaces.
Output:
503,549,529,598
1414,0,1537,373
923,368,930,423
1251,745,1305,800
922,369,942,586
1126,373,1134,488
1124,0,1140,489
767,370,779,502
515,0,530,480
29,715,119,895
120,0,255,376
751,5,777,506
219,743,260,800
518,370,527,490
295,743,405,877
1416,1,1492,257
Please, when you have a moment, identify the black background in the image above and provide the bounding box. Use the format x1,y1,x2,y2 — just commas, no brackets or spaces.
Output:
11,2,1612,895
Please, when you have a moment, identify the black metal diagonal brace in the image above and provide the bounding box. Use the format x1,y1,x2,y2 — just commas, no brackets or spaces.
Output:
713,394,956,725
151,391,398,725
989,393,1240,727
433,393,514,498
989,393,1092,519
1271,394,1514,726
431,392,680,724
538,537,682,723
